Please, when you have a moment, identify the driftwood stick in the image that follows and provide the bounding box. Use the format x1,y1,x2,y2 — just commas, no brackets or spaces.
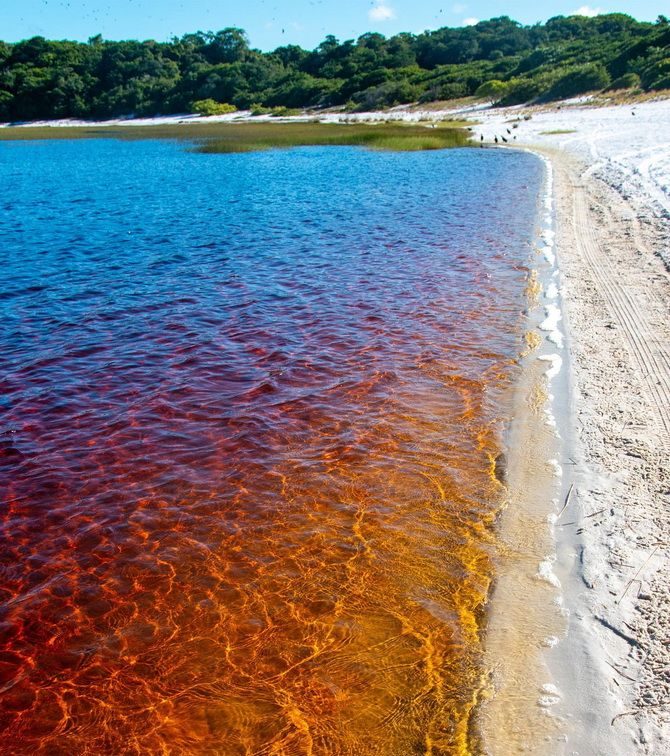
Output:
585,508,607,519
617,545,660,604
605,659,637,682
612,701,668,725
556,483,575,522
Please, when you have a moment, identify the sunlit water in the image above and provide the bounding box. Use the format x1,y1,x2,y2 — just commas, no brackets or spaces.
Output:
0,140,542,754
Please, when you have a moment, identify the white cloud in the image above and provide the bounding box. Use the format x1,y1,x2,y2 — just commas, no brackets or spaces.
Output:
462,17,479,26
369,3,396,21
572,5,603,16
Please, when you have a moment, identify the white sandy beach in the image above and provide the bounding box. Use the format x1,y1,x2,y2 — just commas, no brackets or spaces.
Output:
501,98,668,755
4,97,669,753
464,98,670,754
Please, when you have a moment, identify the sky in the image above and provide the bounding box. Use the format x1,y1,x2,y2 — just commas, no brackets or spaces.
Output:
0,0,663,50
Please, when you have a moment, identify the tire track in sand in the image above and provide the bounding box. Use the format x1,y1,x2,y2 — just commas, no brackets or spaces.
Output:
572,178,670,448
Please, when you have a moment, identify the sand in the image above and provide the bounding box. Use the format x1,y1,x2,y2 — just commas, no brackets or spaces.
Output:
470,98,670,754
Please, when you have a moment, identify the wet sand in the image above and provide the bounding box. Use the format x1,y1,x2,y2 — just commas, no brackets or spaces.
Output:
480,100,670,754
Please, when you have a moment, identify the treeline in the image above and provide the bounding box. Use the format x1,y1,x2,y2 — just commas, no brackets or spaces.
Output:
0,14,669,121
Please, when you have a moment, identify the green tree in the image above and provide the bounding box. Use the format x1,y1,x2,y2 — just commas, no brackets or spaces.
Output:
474,79,509,101
0,13,663,120
204,28,249,64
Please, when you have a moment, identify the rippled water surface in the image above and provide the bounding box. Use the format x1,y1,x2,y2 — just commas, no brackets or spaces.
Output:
0,140,542,754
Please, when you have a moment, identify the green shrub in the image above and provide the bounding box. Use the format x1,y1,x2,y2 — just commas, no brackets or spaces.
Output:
191,99,238,116
640,58,670,90
0,15,666,122
474,79,509,101
269,106,301,117
541,64,610,101
352,79,422,110
606,72,641,90
250,103,272,115
265,74,342,108
438,82,469,99
418,81,468,102
500,76,552,105
0,90,13,119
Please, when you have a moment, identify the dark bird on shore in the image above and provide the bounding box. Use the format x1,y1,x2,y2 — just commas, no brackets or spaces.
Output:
494,135,498,143
632,110,636,116
501,135,508,142
480,134,484,141
506,128,511,134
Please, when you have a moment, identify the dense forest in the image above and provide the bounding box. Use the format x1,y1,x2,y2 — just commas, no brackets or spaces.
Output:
0,14,669,121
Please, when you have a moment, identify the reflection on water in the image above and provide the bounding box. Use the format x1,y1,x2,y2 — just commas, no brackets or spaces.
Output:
0,142,542,754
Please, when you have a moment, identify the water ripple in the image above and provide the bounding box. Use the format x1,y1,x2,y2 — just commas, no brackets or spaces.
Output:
0,141,542,754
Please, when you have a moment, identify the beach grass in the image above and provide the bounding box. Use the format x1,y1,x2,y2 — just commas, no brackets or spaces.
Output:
0,120,472,152
539,129,578,135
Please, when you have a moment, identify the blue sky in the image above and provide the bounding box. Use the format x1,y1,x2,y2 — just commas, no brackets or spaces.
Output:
0,0,663,50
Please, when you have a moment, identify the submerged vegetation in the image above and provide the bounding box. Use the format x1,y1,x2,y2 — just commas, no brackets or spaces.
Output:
0,121,472,152
0,14,668,122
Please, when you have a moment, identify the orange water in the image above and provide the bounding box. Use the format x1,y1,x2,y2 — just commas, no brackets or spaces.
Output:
0,142,542,754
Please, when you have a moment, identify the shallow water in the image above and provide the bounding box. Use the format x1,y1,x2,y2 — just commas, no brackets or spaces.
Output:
0,141,542,754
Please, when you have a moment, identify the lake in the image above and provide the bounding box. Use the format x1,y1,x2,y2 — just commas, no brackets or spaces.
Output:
0,139,542,754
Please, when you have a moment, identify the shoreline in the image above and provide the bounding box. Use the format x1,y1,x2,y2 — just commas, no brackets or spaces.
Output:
480,102,670,753
2,97,668,751
478,151,574,754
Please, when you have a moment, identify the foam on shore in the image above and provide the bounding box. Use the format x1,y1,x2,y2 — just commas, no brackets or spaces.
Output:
479,151,571,754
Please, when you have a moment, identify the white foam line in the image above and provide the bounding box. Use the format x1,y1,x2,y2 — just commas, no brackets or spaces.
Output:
548,458,563,478
546,282,559,300
539,158,557,267
540,303,564,348
535,556,562,588
542,228,556,246
538,353,563,380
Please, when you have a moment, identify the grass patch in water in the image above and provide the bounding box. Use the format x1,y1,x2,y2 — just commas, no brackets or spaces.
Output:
539,129,577,135
0,120,471,152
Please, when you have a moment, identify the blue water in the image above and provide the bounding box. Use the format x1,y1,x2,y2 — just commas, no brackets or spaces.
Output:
0,140,543,753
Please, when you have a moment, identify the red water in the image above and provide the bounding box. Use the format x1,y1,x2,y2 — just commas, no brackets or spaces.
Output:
0,142,540,754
